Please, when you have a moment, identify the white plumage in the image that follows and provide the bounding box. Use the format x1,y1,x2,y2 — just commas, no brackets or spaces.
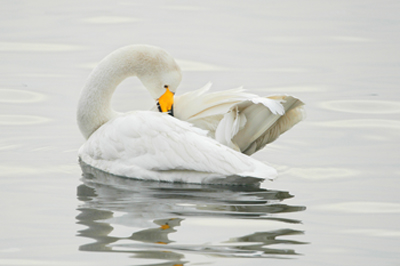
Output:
77,45,304,185
79,111,276,184
173,83,305,155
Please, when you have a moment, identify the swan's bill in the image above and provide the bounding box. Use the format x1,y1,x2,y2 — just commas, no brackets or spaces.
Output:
157,86,175,116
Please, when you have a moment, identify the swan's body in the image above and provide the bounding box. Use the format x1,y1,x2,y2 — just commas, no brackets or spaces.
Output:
77,45,304,184
79,111,276,184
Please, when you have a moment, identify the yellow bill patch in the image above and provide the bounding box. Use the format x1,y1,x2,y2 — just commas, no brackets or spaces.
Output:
158,88,174,113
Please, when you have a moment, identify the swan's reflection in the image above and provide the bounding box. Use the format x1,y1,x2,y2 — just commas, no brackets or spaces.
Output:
77,162,307,264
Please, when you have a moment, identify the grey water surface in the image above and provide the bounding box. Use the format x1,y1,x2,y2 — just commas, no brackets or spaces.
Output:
1,1,399,265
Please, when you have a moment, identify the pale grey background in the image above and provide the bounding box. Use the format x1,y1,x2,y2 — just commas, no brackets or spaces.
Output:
1,0,399,265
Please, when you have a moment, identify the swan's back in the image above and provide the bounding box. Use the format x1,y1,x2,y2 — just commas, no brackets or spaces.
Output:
79,112,277,184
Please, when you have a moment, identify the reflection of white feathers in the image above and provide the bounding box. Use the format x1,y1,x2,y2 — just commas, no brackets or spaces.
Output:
77,164,305,257
77,45,304,184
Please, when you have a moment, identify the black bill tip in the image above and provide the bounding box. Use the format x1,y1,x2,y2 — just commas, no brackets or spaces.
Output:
157,102,174,117
168,104,174,116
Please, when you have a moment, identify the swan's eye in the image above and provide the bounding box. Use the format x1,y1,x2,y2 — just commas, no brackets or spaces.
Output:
163,85,174,95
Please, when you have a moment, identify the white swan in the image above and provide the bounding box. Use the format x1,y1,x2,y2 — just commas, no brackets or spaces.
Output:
77,45,304,185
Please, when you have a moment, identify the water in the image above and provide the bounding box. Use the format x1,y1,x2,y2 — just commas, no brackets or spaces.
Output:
1,1,399,265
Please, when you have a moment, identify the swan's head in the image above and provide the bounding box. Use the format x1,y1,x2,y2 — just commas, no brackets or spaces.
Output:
134,46,182,116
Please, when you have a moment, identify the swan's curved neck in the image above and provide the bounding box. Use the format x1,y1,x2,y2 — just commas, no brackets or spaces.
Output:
77,45,182,139
77,47,140,139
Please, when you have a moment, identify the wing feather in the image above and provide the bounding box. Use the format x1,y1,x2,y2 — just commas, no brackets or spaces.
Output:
172,83,305,155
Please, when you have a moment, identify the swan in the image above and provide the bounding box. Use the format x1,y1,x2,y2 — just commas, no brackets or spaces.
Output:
77,45,304,185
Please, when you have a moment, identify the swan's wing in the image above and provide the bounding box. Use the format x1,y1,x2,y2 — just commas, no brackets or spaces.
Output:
174,82,259,121
222,95,305,155
174,83,304,155
78,111,277,184
174,83,264,137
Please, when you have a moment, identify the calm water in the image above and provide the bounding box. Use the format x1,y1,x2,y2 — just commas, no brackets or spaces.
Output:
1,1,399,265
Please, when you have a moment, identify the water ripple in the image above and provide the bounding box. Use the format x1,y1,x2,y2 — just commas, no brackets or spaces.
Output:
81,16,142,24
319,100,400,114
315,201,400,214
76,163,307,263
0,89,46,103
0,42,84,52
0,115,51,125
311,119,400,129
